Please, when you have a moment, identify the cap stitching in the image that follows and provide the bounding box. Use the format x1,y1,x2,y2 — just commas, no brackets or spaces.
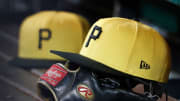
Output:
126,21,139,72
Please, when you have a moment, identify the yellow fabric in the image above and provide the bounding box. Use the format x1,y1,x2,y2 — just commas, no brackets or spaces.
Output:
19,11,90,60
80,18,171,83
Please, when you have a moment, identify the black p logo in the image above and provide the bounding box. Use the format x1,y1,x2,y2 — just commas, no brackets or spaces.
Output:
39,29,52,49
85,25,102,47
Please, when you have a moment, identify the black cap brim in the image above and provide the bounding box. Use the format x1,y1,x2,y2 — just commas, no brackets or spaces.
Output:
50,50,121,75
8,57,65,69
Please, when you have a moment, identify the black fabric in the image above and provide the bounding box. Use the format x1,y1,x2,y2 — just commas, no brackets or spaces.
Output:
8,57,65,69
37,64,155,101
50,50,150,82
167,79,180,99
50,50,126,77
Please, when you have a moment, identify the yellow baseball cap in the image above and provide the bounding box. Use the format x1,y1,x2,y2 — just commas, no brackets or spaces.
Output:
10,11,90,68
51,17,171,83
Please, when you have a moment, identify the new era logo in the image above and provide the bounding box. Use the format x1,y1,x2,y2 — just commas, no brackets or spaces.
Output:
140,60,150,69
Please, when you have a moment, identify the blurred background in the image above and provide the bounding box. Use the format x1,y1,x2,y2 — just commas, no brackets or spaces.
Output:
0,0,180,101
